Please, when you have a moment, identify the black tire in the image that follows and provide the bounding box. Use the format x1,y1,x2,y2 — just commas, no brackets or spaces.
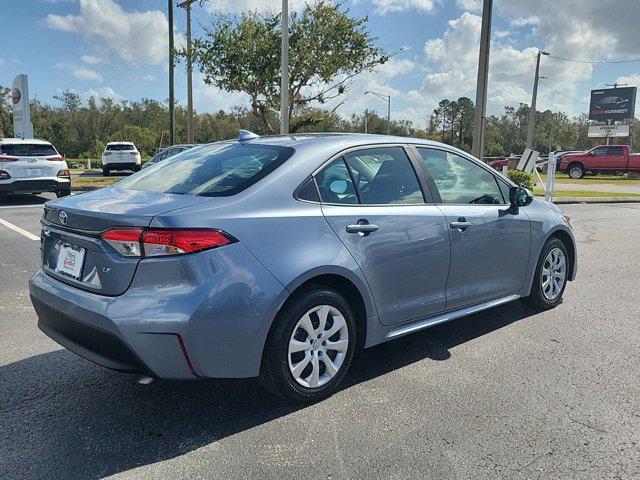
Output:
55,190,71,198
103,167,110,177
568,162,584,179
522,237,569,310
134,165,141,172
260,286,357,403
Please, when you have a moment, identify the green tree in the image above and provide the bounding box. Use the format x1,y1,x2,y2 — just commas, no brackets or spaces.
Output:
186,0,388,133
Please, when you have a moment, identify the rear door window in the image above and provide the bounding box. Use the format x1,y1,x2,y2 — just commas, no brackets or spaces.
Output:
1,143,57,156
343,147,424,205
315,158,358,204
116,143,294,197
417,148,505,205
609,146,624,154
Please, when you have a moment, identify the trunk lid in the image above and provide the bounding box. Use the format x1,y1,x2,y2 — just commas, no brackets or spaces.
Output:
41,187,208,296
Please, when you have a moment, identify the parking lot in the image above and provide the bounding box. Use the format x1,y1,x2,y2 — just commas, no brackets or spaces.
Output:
1,195,639,479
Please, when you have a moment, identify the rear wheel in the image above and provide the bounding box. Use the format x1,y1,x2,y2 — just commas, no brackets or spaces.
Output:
568,163,584,179
103,167,110,176
133,165,141,172
522,237,569,310
260,286,356,403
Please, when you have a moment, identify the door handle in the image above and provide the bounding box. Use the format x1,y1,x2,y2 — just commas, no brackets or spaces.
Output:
449,217,473,232
346,219,379,236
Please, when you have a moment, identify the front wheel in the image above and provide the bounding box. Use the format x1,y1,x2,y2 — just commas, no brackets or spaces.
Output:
260,286,356,403
522,237,569,310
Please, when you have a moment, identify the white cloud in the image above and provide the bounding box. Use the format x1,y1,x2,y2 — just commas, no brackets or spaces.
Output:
141,74,156,82
371,0,437,15
73,68,103,82
81,54,101,65
80,86,124,103
43,0,184,66
456,0,481,11
203,0,306,13
193,74,248,113
415,11,595,117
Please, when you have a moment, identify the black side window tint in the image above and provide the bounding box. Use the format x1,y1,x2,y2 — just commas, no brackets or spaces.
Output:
315,158,358,204
295,177,320,202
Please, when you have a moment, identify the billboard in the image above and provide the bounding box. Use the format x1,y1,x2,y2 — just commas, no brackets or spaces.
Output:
589,87,637,121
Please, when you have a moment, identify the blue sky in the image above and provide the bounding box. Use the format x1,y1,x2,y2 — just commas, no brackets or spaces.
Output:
2,0,640,127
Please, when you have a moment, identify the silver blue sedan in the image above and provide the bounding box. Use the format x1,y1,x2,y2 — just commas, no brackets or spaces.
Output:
29,132,576,402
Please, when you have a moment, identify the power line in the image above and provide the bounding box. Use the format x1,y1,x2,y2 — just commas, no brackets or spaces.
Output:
548,54,640,64
539,80,589,105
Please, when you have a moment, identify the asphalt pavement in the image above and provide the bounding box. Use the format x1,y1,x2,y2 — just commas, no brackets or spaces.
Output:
1,195,639,479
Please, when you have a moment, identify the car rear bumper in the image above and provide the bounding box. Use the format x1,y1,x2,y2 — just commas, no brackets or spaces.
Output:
0,178,70,194
102,161,141,169
28,242,286,380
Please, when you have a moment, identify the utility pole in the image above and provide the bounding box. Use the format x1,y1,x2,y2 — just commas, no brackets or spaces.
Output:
365,91,391,135
604,82,627,145
526,50,550,149
178,0,197,143
168,0,175,145
280,0,289,134
363,110,369,134
471,0,492,160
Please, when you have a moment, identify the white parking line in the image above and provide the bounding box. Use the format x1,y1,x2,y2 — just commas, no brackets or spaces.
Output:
0,204,45,210
0,218,40,241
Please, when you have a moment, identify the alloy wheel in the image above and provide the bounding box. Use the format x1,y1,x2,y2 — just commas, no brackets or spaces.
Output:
287,305,349,388
541,247,566,301
569,167,582,179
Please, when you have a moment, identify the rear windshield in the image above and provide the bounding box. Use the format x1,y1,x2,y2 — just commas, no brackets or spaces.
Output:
107,144,135,151
116,143,295,197
1,143,57,156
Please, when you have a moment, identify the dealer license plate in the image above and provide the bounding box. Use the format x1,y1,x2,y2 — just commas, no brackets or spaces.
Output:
55,244,85,279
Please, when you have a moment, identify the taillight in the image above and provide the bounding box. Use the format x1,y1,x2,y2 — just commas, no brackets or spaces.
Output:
142,229,232,256
0,156,17,163
0,170,11,180
47,156,64,162
101,228,233,258
57,169,70,178
102,228,144,257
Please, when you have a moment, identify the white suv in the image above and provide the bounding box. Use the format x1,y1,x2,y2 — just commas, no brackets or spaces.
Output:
0,138,70,197
102,142,141,176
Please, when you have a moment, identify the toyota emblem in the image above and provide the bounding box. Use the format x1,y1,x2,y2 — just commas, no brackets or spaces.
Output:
58,210,68,225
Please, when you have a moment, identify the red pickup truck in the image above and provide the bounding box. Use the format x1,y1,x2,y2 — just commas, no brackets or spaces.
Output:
560,145,640,179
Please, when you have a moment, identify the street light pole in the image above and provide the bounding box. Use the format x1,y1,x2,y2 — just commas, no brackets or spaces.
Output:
526,50,550,149
471,0,492,160
365,91,391,135
280,0,289,134
168,0,175,146
178,0,197,144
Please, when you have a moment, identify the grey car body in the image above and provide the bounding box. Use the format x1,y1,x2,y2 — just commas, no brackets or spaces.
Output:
29,133,576,398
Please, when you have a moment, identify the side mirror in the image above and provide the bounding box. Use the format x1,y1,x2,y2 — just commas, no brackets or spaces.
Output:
507,186,534,214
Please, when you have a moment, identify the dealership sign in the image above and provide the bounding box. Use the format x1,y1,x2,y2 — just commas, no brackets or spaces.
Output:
11,74,34,139
588,124,630,138
589,87,637,121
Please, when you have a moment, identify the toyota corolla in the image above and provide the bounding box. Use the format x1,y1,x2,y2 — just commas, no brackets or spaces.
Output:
29,132,576,402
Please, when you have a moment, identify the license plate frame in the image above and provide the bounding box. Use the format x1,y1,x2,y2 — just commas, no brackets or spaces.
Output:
54,243,86,280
